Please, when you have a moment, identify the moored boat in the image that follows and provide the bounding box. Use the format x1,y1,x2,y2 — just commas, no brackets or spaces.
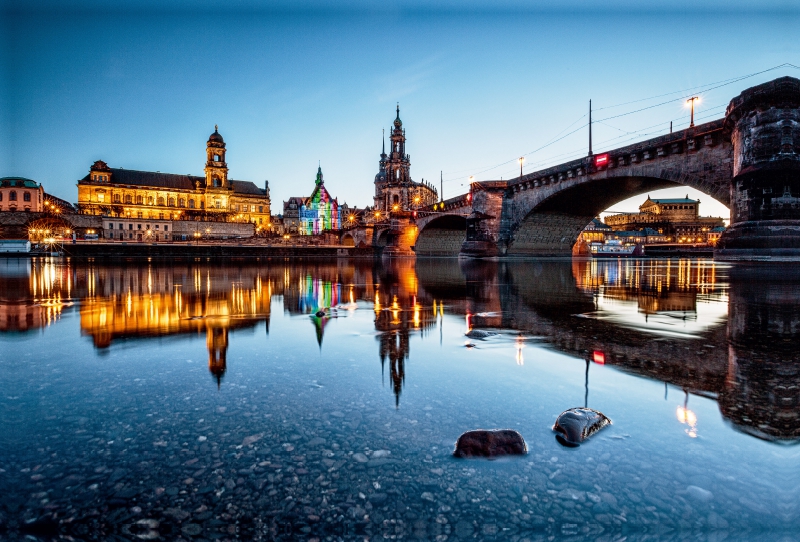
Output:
589,239,644,258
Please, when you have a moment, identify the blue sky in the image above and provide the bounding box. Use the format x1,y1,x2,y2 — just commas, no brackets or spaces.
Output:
3,2,799,220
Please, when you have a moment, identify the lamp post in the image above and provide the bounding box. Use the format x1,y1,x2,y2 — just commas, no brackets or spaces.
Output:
518,156,525,180
686,96,699,128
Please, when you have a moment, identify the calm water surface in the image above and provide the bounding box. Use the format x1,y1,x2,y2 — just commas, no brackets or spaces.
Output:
2,257,799,541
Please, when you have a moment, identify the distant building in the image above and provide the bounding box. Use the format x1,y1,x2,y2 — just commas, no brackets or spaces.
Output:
76,127,271,226
282,197,304,234
373,105,438,213
608,228,667,245
579,218,611,244
605,195,724,243
299,167,342,235
0,177,44,212
706,225,727,246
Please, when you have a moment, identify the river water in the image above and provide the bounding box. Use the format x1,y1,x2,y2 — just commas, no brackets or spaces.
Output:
1,256,799,541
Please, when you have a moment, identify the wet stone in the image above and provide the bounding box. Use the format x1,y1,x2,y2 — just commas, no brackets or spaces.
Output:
453,429,527,458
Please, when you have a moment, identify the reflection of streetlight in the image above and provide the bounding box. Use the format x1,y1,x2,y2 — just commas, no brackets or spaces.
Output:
515,336,524,366
686,96,699,128
676,390,698,438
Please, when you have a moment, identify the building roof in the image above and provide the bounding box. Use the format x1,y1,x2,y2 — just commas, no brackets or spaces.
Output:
586,218,611,230
80,168,266,196
230,180,264,196
0,177,40,188
647,197,698,204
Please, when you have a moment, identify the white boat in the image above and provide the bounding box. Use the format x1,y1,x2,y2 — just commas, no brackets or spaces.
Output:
589,240,643,258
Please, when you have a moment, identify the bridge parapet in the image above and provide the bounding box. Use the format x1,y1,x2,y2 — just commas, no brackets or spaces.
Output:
509,118,727,193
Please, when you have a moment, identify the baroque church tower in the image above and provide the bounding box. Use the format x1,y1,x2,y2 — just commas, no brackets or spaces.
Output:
373,105,437,212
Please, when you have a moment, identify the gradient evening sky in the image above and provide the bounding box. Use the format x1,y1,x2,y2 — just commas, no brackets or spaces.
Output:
3,1,799,220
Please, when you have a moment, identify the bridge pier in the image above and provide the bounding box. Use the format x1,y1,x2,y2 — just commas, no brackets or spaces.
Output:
459,181,508,258
716,77,800,260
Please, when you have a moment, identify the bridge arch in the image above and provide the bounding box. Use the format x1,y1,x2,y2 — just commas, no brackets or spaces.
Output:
506,170,730,256
341,233,355,247
26,216,74,242
415,214,467,256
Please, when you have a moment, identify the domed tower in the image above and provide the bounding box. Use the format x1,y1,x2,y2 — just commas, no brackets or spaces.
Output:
204,125,228,190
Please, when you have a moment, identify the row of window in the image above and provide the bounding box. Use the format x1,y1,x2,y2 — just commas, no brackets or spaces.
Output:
99,193,202,208
95,193,265,213
107,223,169,231
0,191,33,202
91,174,109,181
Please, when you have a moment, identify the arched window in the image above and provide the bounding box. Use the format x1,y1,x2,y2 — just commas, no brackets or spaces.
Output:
393,194,399,204
113,193,121,203
9,191,16,201
125,194,132,204
157,196,165,206
148,196,154,205
136,195,143,205
178,198,185,207
213,177,221,187
200,201,205,209
214,154,220,161
189,199,195,209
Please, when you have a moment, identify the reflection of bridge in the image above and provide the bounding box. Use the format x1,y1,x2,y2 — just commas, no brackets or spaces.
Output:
448,259,800,443
346,77,800,259
6,258,799,441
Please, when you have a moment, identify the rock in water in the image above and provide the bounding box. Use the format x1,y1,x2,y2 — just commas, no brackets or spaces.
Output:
552,408,611,447
453,429,527,458
465,329,495,339
315,310,326,318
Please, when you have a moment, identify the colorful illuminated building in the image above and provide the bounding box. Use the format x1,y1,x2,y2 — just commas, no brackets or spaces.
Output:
298,166,342,235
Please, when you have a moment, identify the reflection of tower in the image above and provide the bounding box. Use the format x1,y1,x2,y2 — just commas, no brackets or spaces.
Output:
379,330,409,408
207,326,228,389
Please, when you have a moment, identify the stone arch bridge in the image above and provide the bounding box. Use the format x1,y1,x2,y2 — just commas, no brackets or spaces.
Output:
0,211,102,240
345,76,800,259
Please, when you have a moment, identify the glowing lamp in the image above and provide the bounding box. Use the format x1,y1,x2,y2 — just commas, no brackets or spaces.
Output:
592,350,605,364
466,193,472,202
594,154,609,167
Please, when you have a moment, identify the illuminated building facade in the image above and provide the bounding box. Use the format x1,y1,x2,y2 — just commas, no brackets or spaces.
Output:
299,167,342,234
605,196,724,243
0,177,44,212
76,127,271,227
373,106,438,213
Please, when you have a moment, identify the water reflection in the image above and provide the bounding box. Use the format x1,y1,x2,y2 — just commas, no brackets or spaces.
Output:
3,256,799,443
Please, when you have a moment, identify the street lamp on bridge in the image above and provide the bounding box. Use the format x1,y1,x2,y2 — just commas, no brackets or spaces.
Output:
518,156,525,179
686,96,699,128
